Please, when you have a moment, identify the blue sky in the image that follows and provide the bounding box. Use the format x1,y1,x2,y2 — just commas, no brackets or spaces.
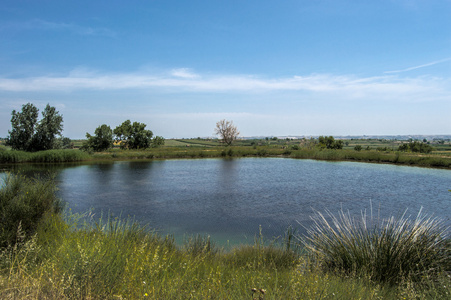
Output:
1,0,450,139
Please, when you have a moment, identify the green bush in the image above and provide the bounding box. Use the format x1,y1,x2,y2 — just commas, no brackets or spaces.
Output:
398,141,434,153
302,208,450,285
0,173,62,248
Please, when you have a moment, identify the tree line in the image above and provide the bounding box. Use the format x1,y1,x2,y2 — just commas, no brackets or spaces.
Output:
5,105,435,154
82,120,164,151
5,103,164,152
6,103,68,151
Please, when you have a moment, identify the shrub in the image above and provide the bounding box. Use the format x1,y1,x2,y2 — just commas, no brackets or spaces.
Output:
256,148,268,156
318,136,344,150
398,141,434,153
301,208,450,285
0,173,62,248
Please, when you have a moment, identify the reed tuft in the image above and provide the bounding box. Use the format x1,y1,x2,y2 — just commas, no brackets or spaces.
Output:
301,208,450,285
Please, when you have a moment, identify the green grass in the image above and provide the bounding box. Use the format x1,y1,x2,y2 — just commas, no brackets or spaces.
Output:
0,213,402,299
0,173,62,248
0,175,450,299
2,137,451,169
1,212,448,299
302,208,450,286
0,149,90,163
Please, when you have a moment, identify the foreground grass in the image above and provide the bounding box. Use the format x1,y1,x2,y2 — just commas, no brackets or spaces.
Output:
1,174,450,299
0,214,409,299
303,209,450,286
1,213,449,299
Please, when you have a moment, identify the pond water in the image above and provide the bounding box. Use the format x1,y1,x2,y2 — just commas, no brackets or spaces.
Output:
2,158,450,246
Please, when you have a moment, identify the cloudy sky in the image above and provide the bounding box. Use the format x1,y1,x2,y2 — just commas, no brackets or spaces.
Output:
1,0,450,139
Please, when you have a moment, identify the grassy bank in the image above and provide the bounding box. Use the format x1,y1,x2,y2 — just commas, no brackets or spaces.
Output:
0,149,90,163
1,174,450,299
1,140,451,169
290,148,451,168
92,147,451,169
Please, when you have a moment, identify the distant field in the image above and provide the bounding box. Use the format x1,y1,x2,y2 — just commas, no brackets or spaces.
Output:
58,137,451,155
164,139,220,147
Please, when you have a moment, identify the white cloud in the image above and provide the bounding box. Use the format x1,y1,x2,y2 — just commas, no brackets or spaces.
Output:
385,58,451,74
170,68,200,79
0,69,450,104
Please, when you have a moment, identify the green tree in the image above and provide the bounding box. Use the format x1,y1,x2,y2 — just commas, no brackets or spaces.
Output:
33,104,64,151
318,136,343,150
398,141,433,153
7,103,39,151
58,137,74,149
152,136,165,148
114,120,153,149
7,103,63,151
82,124,114,152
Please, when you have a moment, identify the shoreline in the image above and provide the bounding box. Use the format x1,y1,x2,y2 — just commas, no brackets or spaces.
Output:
1,147,451,169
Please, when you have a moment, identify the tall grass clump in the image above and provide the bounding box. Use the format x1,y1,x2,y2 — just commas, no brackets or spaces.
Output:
0,173,62,248
302,208,450,286
183,234,218,256
0,150,32,163
30,149,91,162
0,149,90,163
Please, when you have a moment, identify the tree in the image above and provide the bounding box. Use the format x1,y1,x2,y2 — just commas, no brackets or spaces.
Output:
398,141,433,153
7,103,39,151
82,124,114,152
151,136,165,148
214,119,239,146
7,103,63,151
318,136,343,150
113,120,153,149
53,137,74,149
33,104,64,151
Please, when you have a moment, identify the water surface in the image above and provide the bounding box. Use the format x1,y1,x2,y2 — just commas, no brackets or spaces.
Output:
2,158,450,246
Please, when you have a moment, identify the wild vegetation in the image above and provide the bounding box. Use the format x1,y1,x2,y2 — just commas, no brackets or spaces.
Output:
303,209,450,286
0,174,449,299
0,149,90,163
6,103,65,152
2,103,449,168
1,136,451,168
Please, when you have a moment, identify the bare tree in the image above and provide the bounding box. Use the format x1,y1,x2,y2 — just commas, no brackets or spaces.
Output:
214,119,240,146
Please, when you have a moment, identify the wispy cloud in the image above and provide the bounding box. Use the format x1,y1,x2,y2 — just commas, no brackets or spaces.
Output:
0,69,449,103
385,58,451,74
1,19,116,37
170,68,200,79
